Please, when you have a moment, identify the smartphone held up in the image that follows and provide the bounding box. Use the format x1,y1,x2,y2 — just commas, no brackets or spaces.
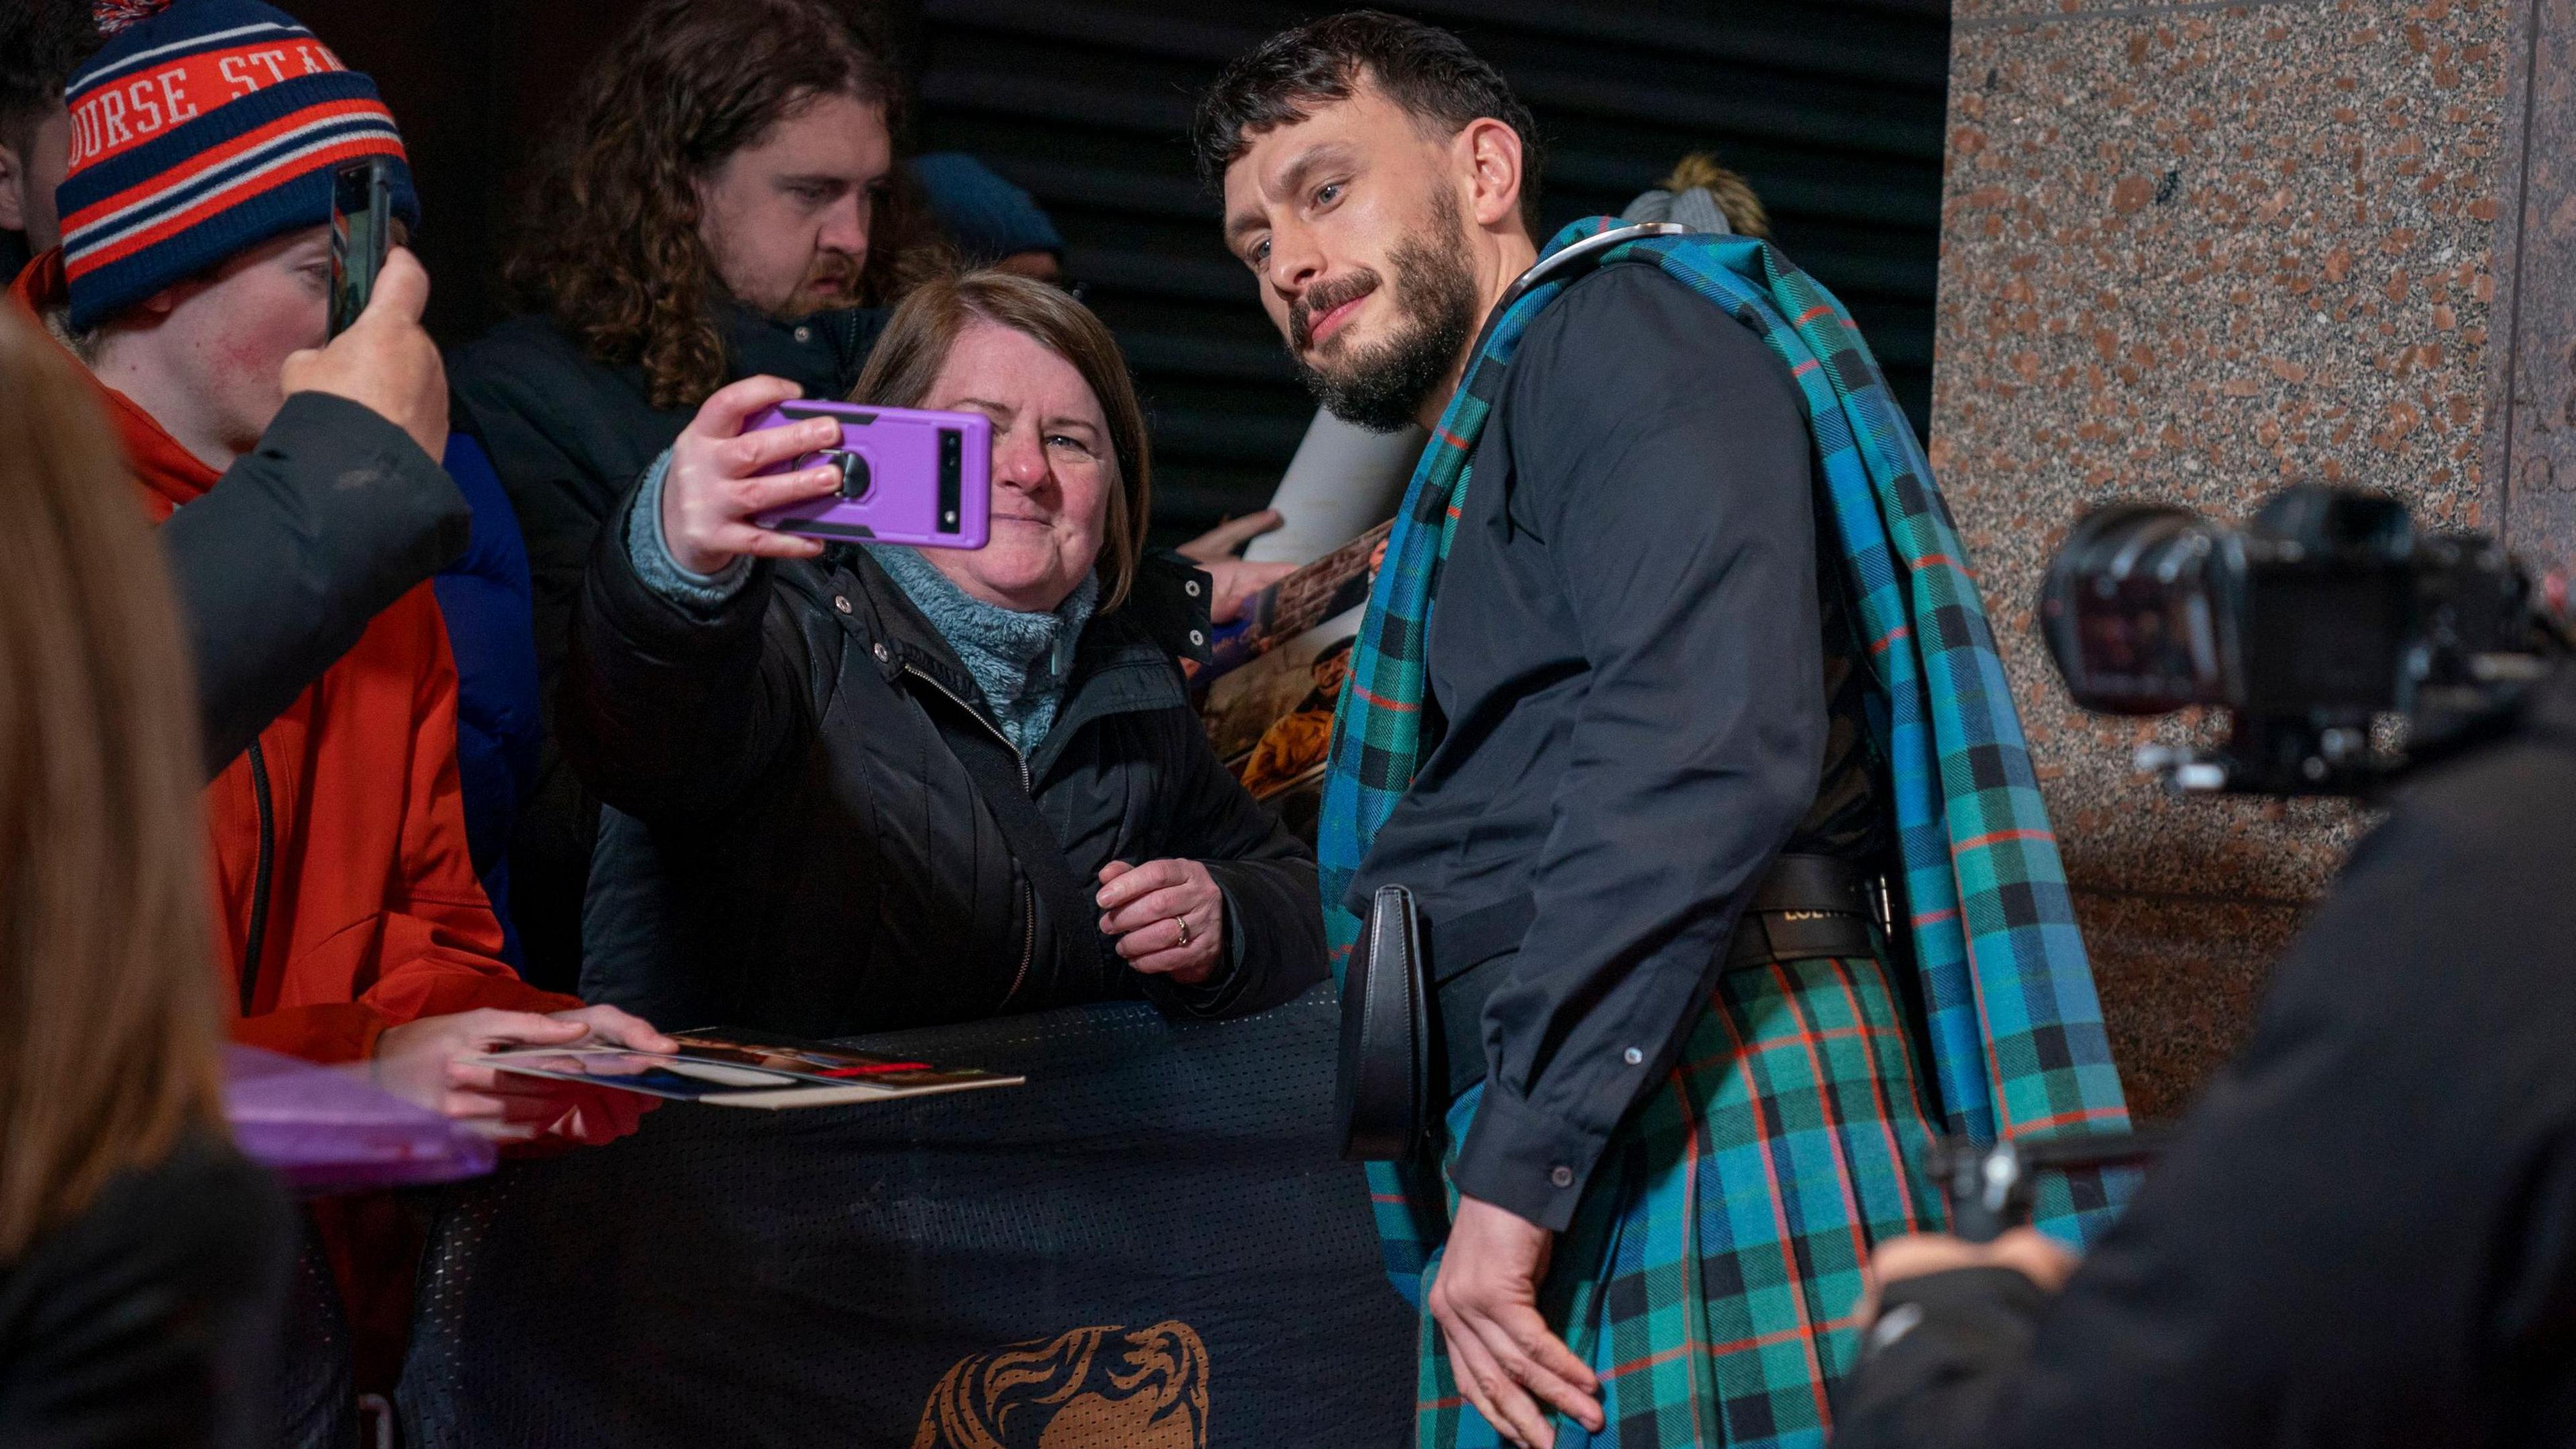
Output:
328,156,395,338
745,401,992,551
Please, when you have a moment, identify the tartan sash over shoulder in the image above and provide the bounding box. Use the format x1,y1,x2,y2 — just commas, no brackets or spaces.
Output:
1316,220,2133,1294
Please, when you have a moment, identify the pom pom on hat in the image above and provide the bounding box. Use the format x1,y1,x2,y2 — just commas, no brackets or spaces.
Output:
92,0,178,36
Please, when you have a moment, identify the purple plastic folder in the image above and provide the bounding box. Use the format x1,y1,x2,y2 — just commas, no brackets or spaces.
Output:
221,1045,495,1195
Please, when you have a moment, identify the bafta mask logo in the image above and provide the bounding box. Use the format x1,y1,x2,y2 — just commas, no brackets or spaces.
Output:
912,1320,1209,1449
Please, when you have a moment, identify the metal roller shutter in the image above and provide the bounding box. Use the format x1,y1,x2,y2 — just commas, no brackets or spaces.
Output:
914,0,1949,541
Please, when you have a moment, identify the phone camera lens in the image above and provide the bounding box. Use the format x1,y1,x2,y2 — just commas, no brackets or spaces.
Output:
833,449,871,500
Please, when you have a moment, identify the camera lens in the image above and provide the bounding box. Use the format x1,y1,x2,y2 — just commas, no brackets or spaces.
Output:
2039,504,2234,714
833,449,871,500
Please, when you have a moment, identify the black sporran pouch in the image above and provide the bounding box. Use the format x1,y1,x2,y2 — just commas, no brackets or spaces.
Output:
1335,890,1530,1163
1335,885,1432,1162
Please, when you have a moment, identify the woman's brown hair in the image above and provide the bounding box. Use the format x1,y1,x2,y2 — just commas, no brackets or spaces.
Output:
505,0,947,410
0,309,221,1264
853,271,1155,612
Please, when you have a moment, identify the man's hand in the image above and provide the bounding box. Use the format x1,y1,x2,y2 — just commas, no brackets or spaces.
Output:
659,374,844,576
278,246,448,461
544,1003,678,1055
472,1005,676,1152
372,1004,677,1143
1097,859,1224,983
1177,508,1285,564
1175,510,1296,623
1856,1228,2080,1328
1428,1195,1604,1448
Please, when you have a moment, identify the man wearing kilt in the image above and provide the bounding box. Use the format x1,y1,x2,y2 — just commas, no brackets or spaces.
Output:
1195,14,2133,1448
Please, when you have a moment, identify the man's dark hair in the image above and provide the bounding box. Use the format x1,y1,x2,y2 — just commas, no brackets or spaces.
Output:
1191,11,1544,235
506,0,945,409
0,0,99,153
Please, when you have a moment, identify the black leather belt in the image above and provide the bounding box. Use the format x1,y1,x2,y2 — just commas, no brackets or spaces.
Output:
1726,851,1881,969
1338,853,1885,1162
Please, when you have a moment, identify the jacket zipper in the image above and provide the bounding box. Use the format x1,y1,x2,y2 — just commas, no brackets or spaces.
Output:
1010,759,1036,1006
240,736,276,1017
900,664,1038,1006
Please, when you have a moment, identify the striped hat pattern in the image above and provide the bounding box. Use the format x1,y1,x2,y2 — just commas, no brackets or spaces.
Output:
58,0,416,330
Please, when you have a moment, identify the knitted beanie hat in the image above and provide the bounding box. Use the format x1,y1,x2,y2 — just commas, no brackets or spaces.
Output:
57,0,416,330
910,153,1063,265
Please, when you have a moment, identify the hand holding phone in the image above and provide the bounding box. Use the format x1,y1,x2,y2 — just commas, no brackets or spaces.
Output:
279,246,447,461
657,377,845,575
743,399,991,550
659,381,994,576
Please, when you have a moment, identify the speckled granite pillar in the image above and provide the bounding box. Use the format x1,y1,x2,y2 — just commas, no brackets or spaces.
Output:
1933,0,2513,1118
2488,0,2576,555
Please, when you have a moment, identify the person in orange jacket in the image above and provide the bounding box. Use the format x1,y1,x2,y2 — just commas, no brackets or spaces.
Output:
15,0,672,1138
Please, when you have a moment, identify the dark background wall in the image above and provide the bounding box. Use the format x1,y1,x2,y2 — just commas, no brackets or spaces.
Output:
299,0,1949,540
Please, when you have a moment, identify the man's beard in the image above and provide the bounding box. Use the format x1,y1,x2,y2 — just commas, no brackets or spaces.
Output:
700,201,863,319
782,250,862,317
1289,195,1481,434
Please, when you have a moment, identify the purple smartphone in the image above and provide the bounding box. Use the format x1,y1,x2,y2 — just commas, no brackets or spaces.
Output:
745,400,991,549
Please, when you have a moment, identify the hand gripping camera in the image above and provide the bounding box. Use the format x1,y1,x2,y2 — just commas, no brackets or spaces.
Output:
2038,485,2562,796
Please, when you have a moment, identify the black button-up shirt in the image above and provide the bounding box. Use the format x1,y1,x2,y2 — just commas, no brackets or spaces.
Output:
1350,264,1878,1230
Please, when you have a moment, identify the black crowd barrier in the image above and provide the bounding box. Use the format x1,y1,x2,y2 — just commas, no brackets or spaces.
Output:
396,985,1415,1447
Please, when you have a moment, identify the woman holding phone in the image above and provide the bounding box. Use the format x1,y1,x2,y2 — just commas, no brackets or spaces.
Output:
561,271,1324,1036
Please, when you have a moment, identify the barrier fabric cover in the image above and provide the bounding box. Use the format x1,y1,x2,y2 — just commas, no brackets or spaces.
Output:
397,987,1411,1446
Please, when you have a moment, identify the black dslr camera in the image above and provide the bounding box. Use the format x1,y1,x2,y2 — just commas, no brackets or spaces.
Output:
2039,485,2559,796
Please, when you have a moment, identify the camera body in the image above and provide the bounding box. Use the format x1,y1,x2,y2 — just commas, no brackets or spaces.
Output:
2039,485,2553,796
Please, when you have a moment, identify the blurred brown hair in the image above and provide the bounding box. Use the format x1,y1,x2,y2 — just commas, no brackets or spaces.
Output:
855,271,1152,612
506,0,946,410
0,308,221,1265
1662,153,1770,239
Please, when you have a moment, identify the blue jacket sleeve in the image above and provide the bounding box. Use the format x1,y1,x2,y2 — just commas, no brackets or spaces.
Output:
431,432,543,957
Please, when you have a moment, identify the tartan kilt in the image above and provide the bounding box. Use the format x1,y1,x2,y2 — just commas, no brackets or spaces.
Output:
1418,948,1942,1449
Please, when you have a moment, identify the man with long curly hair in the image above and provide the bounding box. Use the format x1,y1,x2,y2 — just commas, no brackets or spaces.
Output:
448,0,944,987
